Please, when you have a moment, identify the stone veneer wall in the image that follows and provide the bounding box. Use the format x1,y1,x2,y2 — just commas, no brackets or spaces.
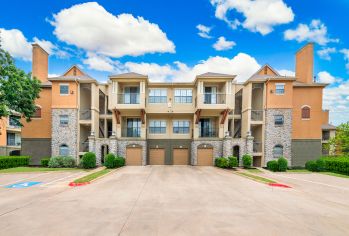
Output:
117,140,147,165
264,109,292,165
51,109,78,159
88,136,117,165
191,140,223,165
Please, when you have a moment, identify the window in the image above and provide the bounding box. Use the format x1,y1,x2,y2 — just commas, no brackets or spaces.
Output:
59,144,69,156
274,115,284,125
174,89,192,103
59,115,69,126
32,106,42,118
60,84,69,95
275,83,285,95
124,118,141,137
148,89,167,103
149,120,166,134
273,145,283,158
173,120,190,134
7,133,20,146
8,116,20,128
302,106,310,119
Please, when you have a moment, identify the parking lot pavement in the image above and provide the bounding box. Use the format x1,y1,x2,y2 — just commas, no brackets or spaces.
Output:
1,166,349,236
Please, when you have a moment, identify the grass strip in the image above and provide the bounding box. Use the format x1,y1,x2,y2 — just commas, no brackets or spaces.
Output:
0,167,80,173
246,168,263,173
321,172,349,179
73,169,111,183
236,172,276,184
286,169,311,173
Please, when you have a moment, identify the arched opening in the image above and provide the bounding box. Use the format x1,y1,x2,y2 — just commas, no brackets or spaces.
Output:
301,106,311,119
101,145,109,164
9,150,20,156
273,145,283,158
59,144,69,156
233,145,240,164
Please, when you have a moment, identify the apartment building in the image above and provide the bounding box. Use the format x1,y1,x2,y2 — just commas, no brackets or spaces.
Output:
21,43,333,167
0,114,22,156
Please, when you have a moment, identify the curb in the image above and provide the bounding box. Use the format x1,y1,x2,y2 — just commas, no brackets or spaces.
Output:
69,182,90,187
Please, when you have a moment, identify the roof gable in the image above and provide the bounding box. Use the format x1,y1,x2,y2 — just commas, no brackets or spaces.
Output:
256,64,280,76
63,65,85,76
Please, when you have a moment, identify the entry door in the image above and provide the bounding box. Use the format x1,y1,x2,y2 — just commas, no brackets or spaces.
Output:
204,87,217,104
124,87,139,104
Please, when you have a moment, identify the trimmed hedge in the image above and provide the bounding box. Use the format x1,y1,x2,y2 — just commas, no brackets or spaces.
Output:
0,156,31,169
215,157,229,168
321,156,349,175
81,152,96,169
278,157,288,172
242,154,252,168
115,156,125,168
48,156,75,168
228,156,238,168
41,158,50,167
104,154,116,168
305,160,318,172
267,160,278,172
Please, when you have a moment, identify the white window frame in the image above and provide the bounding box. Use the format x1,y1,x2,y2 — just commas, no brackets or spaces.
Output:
173,120,190,134
275,83,285,95
59,115,69,126
148,89,167,104
174,89,193,104
59,144,69,156
149,120,167,134
59,84,69,96
274,115,284,126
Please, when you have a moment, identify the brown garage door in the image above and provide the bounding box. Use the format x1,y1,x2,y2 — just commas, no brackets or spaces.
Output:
197,148,213,166
126,147,142,166
173,148,189,165
149,148,165,165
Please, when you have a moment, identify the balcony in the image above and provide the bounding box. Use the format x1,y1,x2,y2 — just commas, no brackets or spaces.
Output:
122,127,141,138
118,93,140,104
251,110,263,121
322,132,330,141
253,142,262,153
80,141,89,152
199,128,218,138
203,93,226,104
80,109,91,120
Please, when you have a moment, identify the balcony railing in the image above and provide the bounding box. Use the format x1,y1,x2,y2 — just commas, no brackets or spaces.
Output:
199,128,218,138
203,93,226,104
80,141,89,152
251,110,263,121
80,109,91,120
322,132,330,141
7,140,21,147
122,127,141,137
253,142,262,153
118,93,140,104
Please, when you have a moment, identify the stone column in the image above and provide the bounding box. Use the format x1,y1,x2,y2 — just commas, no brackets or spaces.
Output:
109,135,118,155
246,135,254,155
88,135,96,153
223,137,232,157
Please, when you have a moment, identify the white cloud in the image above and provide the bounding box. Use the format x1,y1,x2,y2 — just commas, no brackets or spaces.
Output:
278,69,295,76
317,47,336,60
83,53,116,72
50,2,175,58
210,0,294,35
317,71,336,84
48,73,60,78
340,49,349,71
104,53,260,83
284,20,339,45
0,28,68,61
213,36,236,51
196,24,212,39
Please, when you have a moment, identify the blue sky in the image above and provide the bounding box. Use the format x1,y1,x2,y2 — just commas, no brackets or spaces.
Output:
0,0,348,125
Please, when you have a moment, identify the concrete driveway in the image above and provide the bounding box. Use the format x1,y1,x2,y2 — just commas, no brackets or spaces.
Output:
1,166,349,236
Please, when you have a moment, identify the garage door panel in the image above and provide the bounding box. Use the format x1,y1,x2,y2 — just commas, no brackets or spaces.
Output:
197,148,213,166
126,147,142,166
173,149,188,165
149,149,165,165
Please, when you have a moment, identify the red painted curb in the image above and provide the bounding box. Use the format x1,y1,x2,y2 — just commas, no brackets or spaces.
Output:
69,182,90,187
268,183,292,188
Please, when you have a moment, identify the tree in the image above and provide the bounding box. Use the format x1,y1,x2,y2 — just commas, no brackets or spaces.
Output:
328,122,349,155
0,38,41,126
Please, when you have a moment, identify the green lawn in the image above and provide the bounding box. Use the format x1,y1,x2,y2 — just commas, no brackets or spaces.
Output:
73,169,111,183
236,172,276,184
0,167,81,173
321,172,349,179
246,168,263,173
286,169,311,173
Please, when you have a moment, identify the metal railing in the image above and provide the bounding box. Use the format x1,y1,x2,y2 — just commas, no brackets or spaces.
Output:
251,110,263,121
7,140,21,147
80,142,89,152
253,142,262,153
148,96,167,104
117,93,140,104
199,128,218,138
203,93,226,104
122,127,141,137
322,132,330,141
80,109,91,120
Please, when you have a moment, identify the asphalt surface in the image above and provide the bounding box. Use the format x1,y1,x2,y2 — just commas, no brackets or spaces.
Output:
0,166,349,236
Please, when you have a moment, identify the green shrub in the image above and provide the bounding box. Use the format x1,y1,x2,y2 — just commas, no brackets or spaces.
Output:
81,152,96,169
242,154,252,168
215,157,229,168
227,156,238,168
41,158,50,167
316,159,325,172
62,156,76,168
0,156,31,169
267,160,279,172
48,156,64,168
321,156,349,175
305,160,318,172
115,156,125,167
278,157,288,172
104,153,116,168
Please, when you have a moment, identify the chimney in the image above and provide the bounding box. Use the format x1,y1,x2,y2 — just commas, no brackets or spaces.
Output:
32,44,49,82
295,43,314,84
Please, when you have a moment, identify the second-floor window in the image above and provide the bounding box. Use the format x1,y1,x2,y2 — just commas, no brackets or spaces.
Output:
274,115,284,125
148,89,167,103
149,120,166,134
59,115,69,126
7,133,21,146
9,116,20,128
174,89,192,103
301,106,311,119
32,106,42,118
60,84,69,95
275,83,285,95
173,120,190,134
